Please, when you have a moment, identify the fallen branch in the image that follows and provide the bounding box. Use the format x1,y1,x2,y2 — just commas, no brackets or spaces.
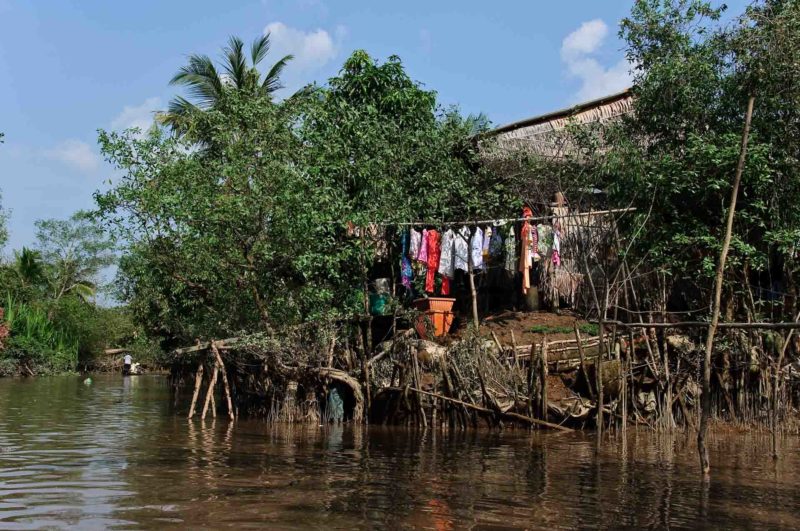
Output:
407,386,573,432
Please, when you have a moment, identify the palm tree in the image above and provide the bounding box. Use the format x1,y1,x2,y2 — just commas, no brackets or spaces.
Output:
158,34,293,134
14,247,44,288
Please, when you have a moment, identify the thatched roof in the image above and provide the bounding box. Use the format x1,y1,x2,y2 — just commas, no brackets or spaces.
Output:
481,89,633,160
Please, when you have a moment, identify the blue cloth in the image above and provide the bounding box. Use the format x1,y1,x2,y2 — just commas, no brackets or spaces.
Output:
400,230,413,289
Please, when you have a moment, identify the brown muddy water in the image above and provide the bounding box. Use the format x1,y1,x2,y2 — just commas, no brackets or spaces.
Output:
0,375,799,529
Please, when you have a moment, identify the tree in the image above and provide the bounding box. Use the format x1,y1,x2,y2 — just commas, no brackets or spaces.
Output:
157,34,293,136
97,48,514,346
0,189,8,252
34,211,116,303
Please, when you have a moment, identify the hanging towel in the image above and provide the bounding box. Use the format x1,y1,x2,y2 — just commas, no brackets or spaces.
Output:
438,229,456,279
470,227,484,270
425,229,441,293
454,226,470,272
400,230,413,289
417,229,429,262
409,228,422,260
504,227,516,272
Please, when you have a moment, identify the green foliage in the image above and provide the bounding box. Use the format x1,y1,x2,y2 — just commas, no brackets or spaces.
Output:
522,0,800,317
0,189,8,251
0,201,128,375
2,294,78,374
96,47,515,346
34,210,116,302
158,33,293,136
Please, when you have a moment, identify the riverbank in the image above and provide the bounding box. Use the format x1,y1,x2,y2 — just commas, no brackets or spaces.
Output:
167,309,800,437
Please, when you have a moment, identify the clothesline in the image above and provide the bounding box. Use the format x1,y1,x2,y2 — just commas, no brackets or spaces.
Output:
382,207,636,228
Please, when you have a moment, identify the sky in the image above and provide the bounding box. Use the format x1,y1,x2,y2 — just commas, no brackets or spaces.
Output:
0,0,747,254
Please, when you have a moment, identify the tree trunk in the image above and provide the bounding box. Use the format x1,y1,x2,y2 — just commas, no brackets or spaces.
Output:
698,95,755,475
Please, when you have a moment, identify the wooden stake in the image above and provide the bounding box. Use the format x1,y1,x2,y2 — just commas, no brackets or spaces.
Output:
468,247,480,328
574,323,595,400
211,341,235,421
187,362,204,419
699,95,755,476
540,336,549,421
201,362,219,421
772,309,800,459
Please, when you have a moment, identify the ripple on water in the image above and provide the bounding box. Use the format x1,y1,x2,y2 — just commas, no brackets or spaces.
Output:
1,375,800,529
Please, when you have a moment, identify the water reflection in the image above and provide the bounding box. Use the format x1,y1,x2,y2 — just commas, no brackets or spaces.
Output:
0,375,798,529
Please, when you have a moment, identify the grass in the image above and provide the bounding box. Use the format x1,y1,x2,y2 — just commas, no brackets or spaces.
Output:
530,322,599,336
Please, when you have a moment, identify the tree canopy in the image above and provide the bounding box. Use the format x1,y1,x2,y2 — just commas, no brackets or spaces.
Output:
96,48,514,346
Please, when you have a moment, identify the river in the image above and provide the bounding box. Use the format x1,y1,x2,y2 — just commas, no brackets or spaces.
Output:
0,375,798,529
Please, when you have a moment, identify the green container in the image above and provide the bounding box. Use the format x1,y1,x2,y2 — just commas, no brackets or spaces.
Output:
369,293,391,316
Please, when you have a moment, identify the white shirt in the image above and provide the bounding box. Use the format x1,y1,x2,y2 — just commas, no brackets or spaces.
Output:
454,227,470,272
470,227,484,270
124,354,132,365
438,229,456,278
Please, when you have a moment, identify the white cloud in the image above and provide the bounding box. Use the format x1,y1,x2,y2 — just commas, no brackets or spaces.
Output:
264,21,338,73
562,19,608,61
110,97,161,132
43,139,99,172
561,19,631,102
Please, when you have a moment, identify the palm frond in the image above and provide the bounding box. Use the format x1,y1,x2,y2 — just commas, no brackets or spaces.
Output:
222,35,248,89
262,54,294,94
251,33,272,67
157,96,200,133
69,282,96,303
170,54,224,108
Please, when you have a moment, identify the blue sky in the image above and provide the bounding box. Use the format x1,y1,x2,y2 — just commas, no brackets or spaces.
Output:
0,0,745,254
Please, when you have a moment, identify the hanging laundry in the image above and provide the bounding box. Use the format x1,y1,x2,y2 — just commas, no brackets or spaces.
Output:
482,226,492,261
537,224,552,256
441,276,451,296
438,229,456,279
470,227,484,270
519,206,534,294
425,229,441,293
552,226,562,267
504,227,516,273
454,226,470,272
400,230,413,289
409,228,422,260
417,229,429,262
489,227,504,258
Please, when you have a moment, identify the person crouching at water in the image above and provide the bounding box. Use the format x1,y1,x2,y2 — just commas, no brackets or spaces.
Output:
123,353,132,375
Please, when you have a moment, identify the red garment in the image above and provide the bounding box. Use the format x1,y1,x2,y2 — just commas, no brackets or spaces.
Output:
425,229,441,293
441,276,451,296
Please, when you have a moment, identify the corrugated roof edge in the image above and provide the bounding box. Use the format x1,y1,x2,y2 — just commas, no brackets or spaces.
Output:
480,88,633,139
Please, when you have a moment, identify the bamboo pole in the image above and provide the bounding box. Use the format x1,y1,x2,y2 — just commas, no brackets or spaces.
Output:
201,362,219,421
772,309,800,459
575,323,595,400
211,341,235,421
187,362,204,419
540,336,549,421
596,320,800,330
527,343,535,418
407,386,573,432
698,94,755,476
468,238,480,329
